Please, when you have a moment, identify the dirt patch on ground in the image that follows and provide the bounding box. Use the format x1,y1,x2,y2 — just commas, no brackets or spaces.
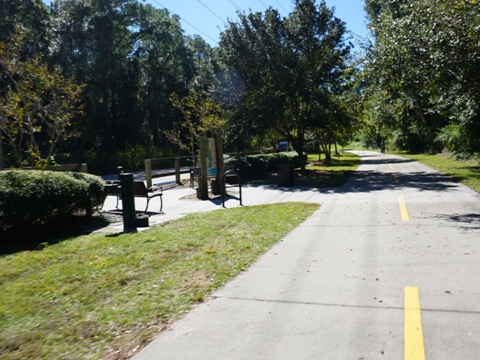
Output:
292,168,331,177
307,159,333,167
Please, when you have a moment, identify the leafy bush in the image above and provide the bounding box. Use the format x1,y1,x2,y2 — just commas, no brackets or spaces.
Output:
0,170,106,230
116,144,148,172
436,123,474,159
67,172,107,209
225,151,302,179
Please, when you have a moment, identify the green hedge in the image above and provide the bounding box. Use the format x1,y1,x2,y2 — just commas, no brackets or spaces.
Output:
0,170,106,230
225,151,305,179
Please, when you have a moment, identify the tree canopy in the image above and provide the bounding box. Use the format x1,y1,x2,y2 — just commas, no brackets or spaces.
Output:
1,0,479,171
362,0,480,155
1,0,213,170
219,0,353,164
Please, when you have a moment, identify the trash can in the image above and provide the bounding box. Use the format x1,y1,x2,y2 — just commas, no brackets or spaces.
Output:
277,164,294,187
136,213,149,227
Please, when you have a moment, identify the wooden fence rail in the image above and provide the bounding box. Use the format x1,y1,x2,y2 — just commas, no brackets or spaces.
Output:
144,156,193,188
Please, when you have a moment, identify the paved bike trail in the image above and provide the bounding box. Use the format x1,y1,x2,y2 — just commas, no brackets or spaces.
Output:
132,151,480,359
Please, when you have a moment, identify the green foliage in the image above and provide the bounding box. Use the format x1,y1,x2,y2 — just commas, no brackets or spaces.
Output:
225,151,302,179
219,0,352,169
116,144,148,171
1,0,359,171
435,124,464,152
224,156,252,177
67,172,107,208
0,0,51,56
165,90,225,161
0,170,105,231
363,0,480,155
41,0,211,161
0,36,84,168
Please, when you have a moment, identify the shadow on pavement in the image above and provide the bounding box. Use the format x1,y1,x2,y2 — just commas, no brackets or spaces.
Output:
357,154,415,166
430,213,480,231
337,170,459,194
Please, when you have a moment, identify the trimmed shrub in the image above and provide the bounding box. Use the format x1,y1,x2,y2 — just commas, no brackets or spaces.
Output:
0,170,106,230
225,151,303,179
67,172,106,209
247,152,303,173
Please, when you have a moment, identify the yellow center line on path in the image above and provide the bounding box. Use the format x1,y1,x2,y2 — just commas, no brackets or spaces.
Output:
405,286,426,360
389,165,399,182
398,195,410,221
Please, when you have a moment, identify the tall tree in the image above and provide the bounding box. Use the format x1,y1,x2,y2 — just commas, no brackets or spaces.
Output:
363,0,480,154
50,0,142,153
129,4,197,148
49,0,199,155
0,39,83,167
0,0,51,57
0,0,52,168
219,0,351,167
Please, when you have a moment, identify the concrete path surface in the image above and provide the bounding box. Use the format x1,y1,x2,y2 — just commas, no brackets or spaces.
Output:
131,151,480,359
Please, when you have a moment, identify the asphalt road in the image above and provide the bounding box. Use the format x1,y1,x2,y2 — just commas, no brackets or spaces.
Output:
133,151,480,360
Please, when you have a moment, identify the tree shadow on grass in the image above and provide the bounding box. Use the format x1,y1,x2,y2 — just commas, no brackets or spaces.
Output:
0,213,112,255
449,165,480,183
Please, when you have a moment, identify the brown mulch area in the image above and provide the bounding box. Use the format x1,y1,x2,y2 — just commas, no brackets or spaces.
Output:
307,159,333,167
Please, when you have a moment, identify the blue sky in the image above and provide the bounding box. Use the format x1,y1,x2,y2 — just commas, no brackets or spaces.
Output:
140,0,369,46
43,0,370,46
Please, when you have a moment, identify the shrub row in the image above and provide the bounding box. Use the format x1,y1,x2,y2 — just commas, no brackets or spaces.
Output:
225,151,305,179
0,170,106,230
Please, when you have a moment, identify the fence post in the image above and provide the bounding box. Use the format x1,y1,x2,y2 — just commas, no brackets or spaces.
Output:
175,157,181,185
145,159,152,188
79,163,88,173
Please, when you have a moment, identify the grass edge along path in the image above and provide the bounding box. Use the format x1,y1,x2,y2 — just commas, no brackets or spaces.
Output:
0,202,319,360
394,152,480,193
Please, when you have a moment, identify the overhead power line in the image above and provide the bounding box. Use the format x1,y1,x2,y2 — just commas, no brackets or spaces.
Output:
227,0,243,13
151,0,219,44
275,0,289,14
258,0,268,10
197,0,227,25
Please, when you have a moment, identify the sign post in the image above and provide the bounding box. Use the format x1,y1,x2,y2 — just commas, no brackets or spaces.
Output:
197,135,209,200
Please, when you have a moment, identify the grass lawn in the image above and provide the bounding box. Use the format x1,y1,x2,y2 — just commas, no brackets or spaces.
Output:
0,202,319,360
393,152,480,193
